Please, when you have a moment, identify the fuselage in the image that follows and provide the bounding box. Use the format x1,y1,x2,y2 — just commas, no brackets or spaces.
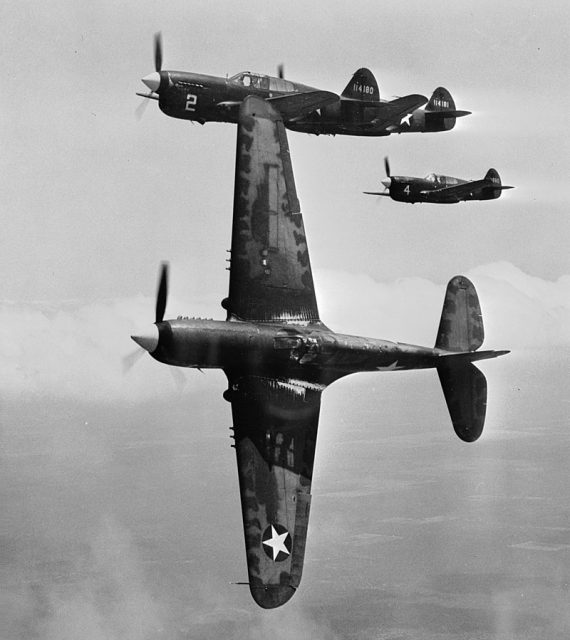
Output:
386,174,500,203
145,70,449,137
148,318,445,385
150,70,318,124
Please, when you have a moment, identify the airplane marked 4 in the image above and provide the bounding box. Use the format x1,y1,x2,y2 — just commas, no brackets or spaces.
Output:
364,157,514,204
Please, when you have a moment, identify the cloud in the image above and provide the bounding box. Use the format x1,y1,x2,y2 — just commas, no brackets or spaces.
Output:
11,515,168,640
1,263,568,401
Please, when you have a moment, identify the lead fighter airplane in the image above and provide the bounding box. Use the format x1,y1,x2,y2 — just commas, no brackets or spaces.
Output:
132,96,508,608
138,35,469,137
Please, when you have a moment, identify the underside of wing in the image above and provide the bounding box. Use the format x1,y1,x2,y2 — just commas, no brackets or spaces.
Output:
367,94,428,130
226,373,323,608
225,96,321,324
268,90,339,121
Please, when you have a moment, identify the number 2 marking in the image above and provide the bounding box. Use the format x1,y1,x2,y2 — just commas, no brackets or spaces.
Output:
185,94,197,111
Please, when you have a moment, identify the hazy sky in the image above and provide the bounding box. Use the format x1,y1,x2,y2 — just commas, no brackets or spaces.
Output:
1,2,569,638
1,0,568,399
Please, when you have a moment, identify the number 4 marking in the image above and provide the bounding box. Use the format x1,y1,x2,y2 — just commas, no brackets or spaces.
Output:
185,94,197,111
404,185,411,195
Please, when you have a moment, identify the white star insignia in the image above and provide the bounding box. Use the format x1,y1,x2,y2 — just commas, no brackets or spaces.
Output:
262,525,291,561
376,361,400,371
400,113,413,126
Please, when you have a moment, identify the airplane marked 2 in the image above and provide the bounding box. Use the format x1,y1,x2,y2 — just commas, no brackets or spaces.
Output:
137,34,470,137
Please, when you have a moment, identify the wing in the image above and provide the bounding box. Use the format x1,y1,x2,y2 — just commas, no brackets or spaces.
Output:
362,94,428,130
267,90,338,121
225,95,321,324
226,373,323,608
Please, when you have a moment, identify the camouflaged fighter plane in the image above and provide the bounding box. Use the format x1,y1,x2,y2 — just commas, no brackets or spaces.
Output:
365,157,515,203
131,96,508,609
137,33,337,124
286,70,470,137
137,35,469,137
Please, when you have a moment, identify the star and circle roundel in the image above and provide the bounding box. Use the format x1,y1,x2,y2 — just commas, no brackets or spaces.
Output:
262,524,292,562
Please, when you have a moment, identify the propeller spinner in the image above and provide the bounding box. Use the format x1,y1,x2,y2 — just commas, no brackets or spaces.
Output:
131,262,168,353
140,32,163,93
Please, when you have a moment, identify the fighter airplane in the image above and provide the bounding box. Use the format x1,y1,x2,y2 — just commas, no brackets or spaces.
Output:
137,34,469,136
286,74,471,137
131,96,508,609
365,157,514,203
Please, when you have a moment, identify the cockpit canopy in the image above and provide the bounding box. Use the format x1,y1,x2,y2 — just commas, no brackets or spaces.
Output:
424,173,459,186
230,72,295,93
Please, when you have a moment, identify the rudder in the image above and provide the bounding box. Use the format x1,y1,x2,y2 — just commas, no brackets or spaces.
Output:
484,168,501,185
426,86,456,112
437,361,487,442
341,68,380,101
424,87,470,131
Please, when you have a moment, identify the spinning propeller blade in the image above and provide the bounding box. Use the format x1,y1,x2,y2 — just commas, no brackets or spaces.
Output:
154,32,163,72
155,262,169,324
384,156,391,178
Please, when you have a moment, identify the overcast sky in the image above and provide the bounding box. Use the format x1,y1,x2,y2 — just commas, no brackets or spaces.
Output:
1,0,568,400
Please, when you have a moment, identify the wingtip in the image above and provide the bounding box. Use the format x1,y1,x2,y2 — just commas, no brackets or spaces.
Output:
250,584,296,609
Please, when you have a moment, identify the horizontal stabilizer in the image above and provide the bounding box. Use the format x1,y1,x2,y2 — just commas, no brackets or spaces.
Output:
438,349,510,364
363,191,390,196
267,90,338,120
437,361,487,442
425,109,471,118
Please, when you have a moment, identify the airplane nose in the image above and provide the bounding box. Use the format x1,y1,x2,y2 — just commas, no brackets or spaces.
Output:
131,325,159,353
141,72,161,92
381,178,391,189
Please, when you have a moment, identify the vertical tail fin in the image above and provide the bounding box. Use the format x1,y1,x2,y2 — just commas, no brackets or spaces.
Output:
341,68,380,101
484,168,501,185
426,86,456,112
436,276,488,442
437,362,487,442
424,87,470,131
435,276,484,352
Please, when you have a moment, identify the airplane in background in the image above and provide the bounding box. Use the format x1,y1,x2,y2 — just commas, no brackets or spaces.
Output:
365,157,514,203
137,34,469,136
131,96,508,608
286,72,470,137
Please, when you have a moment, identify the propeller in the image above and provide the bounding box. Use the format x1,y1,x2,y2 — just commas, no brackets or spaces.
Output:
129,262,168,355
122,347,145,374
381,156,392,191
154,31,163,72
277,64,284,79
155,261,169,324
137,32,163,117
363,156,392,197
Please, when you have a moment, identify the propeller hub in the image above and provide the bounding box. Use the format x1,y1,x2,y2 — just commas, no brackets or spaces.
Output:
131,325,159,353
381,178,391,189
142,72,161,92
